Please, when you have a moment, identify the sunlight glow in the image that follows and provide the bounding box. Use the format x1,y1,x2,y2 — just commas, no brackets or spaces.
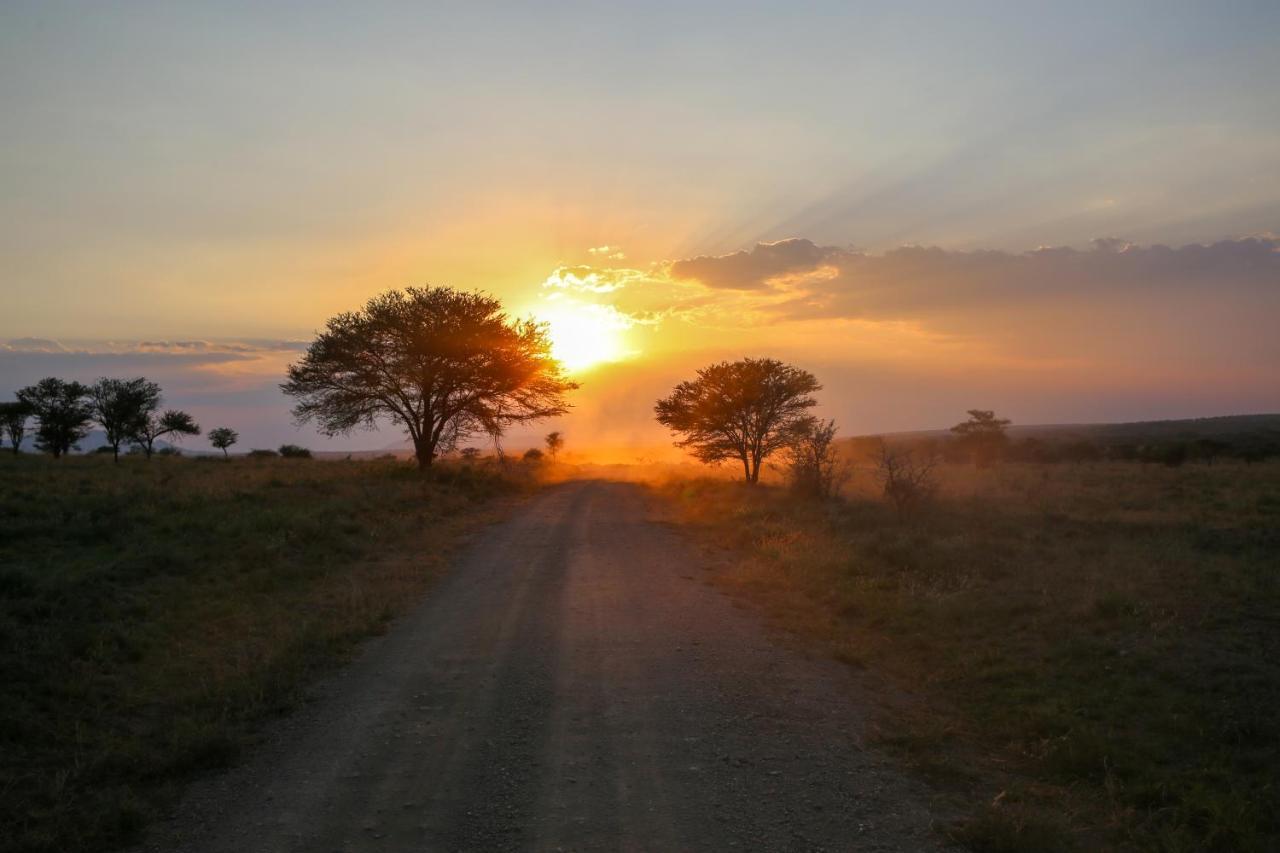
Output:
536,302,633,372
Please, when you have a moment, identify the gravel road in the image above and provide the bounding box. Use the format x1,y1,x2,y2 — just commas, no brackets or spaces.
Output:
141,480,941,852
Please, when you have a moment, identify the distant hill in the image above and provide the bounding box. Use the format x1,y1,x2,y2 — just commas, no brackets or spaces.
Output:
10,430,213,456
871,413,1280,444
850,414,1280,462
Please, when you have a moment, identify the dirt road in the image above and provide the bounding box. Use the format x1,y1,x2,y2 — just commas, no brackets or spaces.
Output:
144,480,940,852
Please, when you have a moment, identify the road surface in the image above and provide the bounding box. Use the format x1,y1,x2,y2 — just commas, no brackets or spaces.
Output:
143,480,940,852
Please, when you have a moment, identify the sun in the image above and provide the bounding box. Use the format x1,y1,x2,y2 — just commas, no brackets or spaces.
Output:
536,303,631,372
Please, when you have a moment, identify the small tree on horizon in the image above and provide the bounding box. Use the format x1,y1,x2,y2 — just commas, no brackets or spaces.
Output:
208,427,239,459
88,377,161,462
545,430,564,461
0,401,33,455
17,378,93,458
282,286,578,470
132,410,200,459
950,409,1011,467
655,357,820,484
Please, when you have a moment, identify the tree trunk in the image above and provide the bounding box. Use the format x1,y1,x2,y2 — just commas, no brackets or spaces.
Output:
414,436,435,470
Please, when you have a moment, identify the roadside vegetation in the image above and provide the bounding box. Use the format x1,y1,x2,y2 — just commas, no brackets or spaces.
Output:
0,452,536,853
659,457,1279,851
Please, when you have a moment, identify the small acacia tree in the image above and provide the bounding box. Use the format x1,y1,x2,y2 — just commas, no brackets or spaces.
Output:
0,401,33,455
132,410,200,458
950,409,1011,467
655,357,820,484
17,378,93,458
208,427,238,459
88,377,161,462
545,430,564,461
283,286,578,470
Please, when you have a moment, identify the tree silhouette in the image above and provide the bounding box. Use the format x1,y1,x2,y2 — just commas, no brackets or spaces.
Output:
133,410,200,458
655,358,820,484
545,430,564,461
950,409,1011,467
17,378,92,458
283,286,578,470
208,427,238,459
0,401,33,455
88,377,161,462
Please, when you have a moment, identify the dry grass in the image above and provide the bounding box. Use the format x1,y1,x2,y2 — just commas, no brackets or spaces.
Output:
657,460,1280,852
0,453,531,853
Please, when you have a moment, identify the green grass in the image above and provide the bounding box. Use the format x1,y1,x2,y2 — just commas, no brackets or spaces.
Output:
0,453,527,853
658,461,1280,852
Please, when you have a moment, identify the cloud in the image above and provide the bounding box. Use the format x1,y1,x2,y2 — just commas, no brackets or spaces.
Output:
2,337,71,353
752,236,1280,321
668,238,838,290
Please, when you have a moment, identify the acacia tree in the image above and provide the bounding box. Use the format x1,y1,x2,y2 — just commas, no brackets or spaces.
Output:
88,377,161,462
17,378,92,458
132,410,200,458
950,409,1011,467
282,286,578,470
0,401,33,455
208,427,239,459
545,430,564,461
655,357,820,484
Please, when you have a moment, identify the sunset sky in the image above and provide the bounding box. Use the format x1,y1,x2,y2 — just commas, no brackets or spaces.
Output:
2,2,1278,453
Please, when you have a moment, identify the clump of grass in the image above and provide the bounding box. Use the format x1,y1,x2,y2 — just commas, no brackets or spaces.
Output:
0,453,525,853
658,461,1280,851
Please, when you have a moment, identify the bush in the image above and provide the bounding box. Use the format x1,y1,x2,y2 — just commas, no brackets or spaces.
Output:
785,418,849,498
278,444,313,459
874,439,939,515
522,447,544,463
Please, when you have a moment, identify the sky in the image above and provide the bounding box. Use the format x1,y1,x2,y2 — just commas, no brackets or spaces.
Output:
1,1,1277,454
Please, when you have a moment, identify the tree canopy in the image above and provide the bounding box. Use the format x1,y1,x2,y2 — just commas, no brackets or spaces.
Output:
208,427,239,458
655,357,820,483
17,378,93,458
88,377,161,462
282,286,578,469
133,410,201,458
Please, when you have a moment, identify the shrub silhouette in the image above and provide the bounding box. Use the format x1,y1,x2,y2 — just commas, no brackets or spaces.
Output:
279,444,313,459
785,418,849,498
522,447,544,462
874,438,939,515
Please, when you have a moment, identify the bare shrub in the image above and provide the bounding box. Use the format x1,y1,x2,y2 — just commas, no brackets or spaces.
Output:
874,438,939,515
785,418,851,499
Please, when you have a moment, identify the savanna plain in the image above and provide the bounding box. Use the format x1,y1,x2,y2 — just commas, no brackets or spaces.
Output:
1,446,1276,852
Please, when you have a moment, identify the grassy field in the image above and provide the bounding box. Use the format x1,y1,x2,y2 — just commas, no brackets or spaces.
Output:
658,461,1279,852
0,453,529,853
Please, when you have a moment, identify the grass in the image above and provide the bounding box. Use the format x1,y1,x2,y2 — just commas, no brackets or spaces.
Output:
0,453,530,853
657,461,1280,852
